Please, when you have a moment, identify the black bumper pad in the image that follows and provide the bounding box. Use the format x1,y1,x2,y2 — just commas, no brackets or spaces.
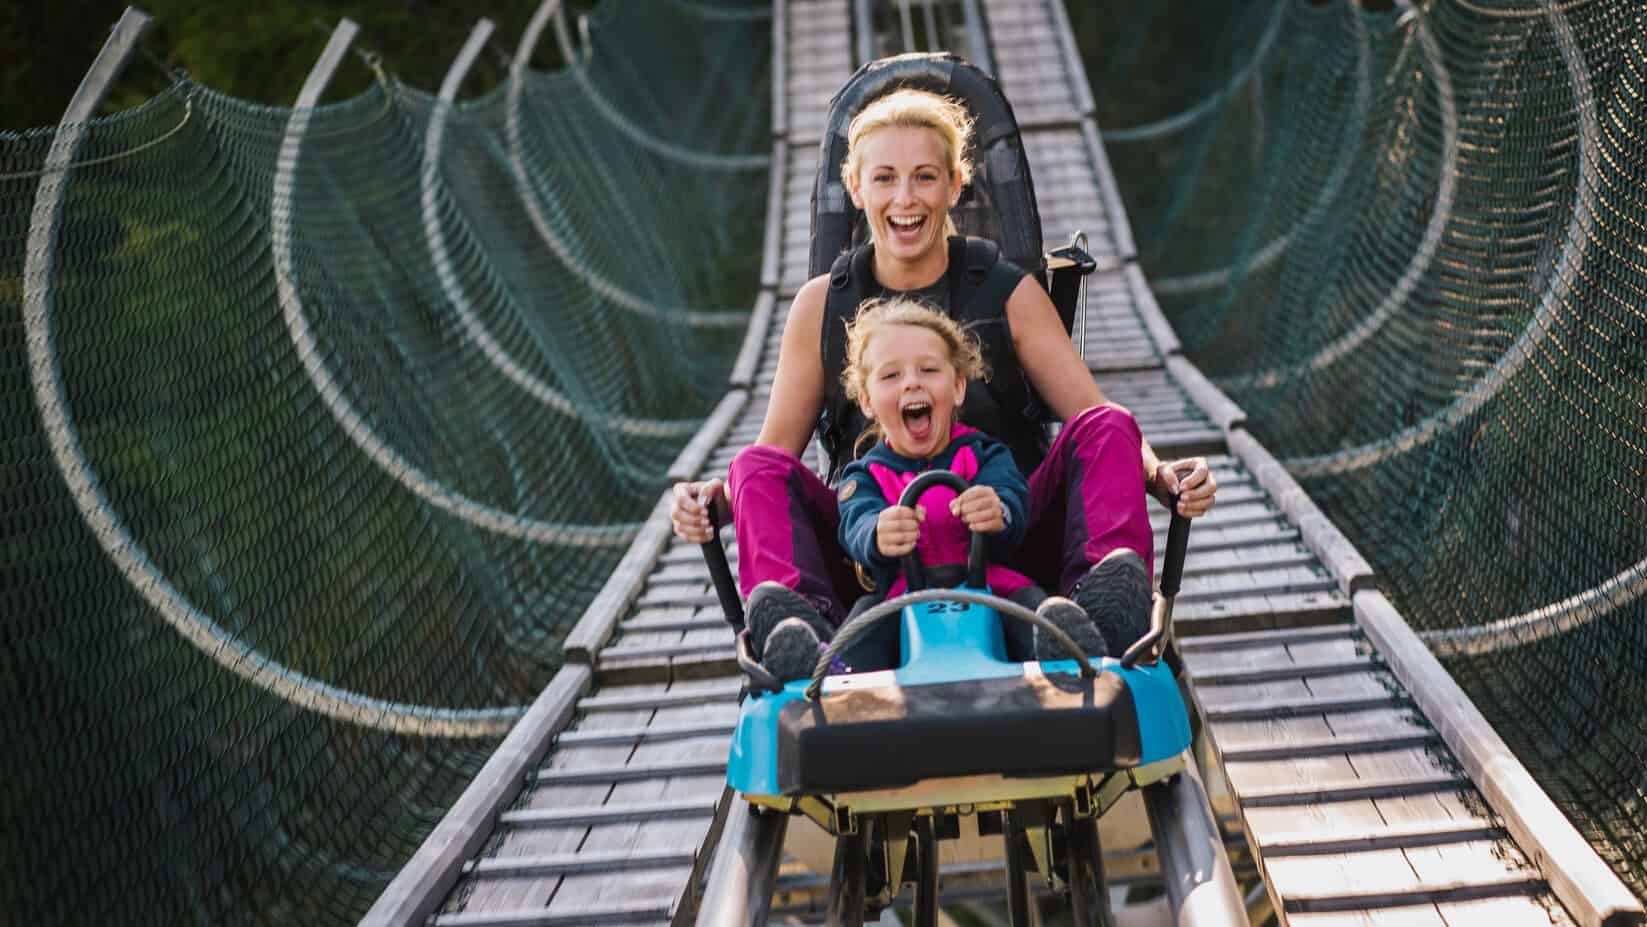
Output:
776,671,1141,794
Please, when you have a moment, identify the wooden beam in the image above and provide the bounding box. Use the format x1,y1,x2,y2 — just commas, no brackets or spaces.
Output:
464,848,695,879
1218,731,1439,763
1178,624,1358,652
361,665,591,926
1236,774,1466,808
561,491,676,662
597,641,731,663
1258,819,1504,857
431,899,673,926
1225,430,1376,596
1283,876,1547,914
1203,692,1405,722
499,798,717,829
535,759,726,786
1354,591,1646,927
1189,656,1378,687
576,687,739,713
616,615,728,635
555,720,734,747
666,388,748,483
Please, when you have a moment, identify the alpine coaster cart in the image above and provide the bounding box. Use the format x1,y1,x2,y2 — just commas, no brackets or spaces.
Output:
697,54,1243,927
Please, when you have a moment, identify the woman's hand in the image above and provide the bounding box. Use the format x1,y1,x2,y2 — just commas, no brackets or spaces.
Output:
950,485,1006,534
876,504,924,558
1150,458,1217,518
670,479,727,543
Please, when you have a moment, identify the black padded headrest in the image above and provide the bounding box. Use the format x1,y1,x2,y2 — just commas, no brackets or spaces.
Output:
809,53,1045,281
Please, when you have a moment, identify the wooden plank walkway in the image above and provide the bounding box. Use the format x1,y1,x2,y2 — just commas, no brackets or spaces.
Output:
366,2,1640,925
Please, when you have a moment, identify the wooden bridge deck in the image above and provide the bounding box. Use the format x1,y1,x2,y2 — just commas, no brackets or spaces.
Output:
364,1,1638,925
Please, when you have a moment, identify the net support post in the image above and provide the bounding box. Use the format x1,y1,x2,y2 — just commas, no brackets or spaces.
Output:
1226,430,1375,597
25,0,152,547
439,19,495,102
1352,591,1645,927
26,5,154,396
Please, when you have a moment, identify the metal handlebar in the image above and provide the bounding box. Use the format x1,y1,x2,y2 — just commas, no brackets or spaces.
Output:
1120,492,1194,669
894,470,988,591
804,588,1097,700
701,494,744,631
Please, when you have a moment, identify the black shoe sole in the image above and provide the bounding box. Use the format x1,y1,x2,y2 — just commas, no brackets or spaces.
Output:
1073,551,1151,658
762,618,823,682
746,582,831,649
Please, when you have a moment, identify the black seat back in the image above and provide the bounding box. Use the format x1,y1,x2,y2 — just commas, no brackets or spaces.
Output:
809,53,1046,285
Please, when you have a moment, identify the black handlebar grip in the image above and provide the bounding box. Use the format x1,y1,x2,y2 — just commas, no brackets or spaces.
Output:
701,497,745,630
895,470,987,590
1159,497,1192,600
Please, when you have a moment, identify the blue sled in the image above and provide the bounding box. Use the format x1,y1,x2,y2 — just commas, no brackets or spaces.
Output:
727,585,1192,815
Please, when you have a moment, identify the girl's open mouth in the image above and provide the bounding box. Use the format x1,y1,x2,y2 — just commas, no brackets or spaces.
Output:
901,402,933,442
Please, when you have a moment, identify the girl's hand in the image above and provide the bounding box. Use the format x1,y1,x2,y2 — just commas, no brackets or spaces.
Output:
670,479,727,543
876,504,923,558
950,486,1006,534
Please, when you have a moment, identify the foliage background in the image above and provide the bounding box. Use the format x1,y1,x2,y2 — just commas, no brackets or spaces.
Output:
1,1,598,132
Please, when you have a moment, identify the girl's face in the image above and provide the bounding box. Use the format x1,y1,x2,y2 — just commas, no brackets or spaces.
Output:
857,323,967,459
847,126,960,270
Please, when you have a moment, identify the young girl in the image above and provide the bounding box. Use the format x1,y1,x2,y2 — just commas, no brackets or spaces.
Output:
749,298,1108,681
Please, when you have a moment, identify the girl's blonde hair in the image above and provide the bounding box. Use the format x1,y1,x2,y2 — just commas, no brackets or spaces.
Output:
839,89,975,241
843,298,986,456
843,296,987,405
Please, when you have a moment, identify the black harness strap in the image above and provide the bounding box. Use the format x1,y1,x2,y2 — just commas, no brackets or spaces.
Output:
818,236,1048,483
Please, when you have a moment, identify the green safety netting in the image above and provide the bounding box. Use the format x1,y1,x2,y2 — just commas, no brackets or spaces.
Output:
1078,0,1647,897
0,0,770,922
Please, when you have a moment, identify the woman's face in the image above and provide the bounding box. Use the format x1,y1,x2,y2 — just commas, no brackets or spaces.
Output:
848,126,960,268
858,323,967,459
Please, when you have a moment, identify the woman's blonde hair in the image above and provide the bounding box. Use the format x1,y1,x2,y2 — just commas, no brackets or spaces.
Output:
839,89,975,241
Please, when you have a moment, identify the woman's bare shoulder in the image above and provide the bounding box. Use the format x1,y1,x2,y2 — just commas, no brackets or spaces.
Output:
782,273,831,334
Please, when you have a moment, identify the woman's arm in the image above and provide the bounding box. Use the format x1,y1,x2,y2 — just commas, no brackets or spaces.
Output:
753,275,829,454
1005,276,1107,418
669,276,831,542
1004,276,1217,517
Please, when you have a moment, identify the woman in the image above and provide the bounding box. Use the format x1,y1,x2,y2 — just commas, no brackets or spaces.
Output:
671,88,1216,676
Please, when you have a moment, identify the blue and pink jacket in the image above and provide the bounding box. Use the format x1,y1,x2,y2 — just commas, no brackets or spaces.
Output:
837,424,1034,599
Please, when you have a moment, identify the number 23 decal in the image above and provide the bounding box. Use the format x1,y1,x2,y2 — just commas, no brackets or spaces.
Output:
926,601,972,613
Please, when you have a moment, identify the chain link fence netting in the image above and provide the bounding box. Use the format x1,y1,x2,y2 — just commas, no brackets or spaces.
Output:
0,0,770,922
1074,0,1647,898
